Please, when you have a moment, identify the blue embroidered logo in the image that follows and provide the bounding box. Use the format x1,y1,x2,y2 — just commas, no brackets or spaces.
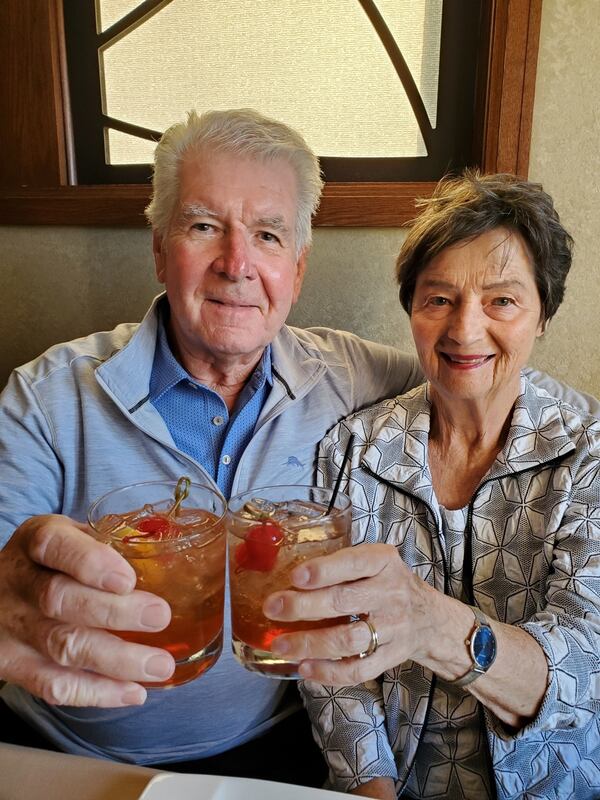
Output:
286,456,304,468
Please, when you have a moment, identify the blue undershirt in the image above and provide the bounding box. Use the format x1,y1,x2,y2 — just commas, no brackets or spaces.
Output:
132,311,294,761
149,312,272,499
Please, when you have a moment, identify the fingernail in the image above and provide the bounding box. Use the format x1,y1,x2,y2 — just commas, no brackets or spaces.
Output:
263,597,283,617
145,654,174,679
293,566,310,587
271,638,289,655
102,571,135,594
298,662,313,679
121,686,146,705
140,603,171,629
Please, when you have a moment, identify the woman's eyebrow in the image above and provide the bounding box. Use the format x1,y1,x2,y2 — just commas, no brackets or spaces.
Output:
418,278,456,290
482,279,527,291
418,277,527,291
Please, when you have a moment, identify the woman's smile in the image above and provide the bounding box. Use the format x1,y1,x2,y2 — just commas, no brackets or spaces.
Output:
439,352,495,369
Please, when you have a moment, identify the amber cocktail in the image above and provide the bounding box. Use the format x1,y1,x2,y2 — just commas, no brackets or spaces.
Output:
88,478,226,688
227,485,351,678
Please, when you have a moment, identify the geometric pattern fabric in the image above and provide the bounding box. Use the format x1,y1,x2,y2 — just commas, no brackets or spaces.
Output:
301,377,600,799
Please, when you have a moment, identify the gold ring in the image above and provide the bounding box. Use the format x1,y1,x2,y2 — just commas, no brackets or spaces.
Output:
357,615,379,659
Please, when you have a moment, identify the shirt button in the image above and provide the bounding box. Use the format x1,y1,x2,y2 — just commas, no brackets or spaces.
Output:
212,415,225,426
222,455,231,466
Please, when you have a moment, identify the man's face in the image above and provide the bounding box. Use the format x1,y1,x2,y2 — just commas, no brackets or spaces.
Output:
153,149,306,372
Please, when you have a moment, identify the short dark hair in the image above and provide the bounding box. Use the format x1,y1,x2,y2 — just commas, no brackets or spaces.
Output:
396,171,574,322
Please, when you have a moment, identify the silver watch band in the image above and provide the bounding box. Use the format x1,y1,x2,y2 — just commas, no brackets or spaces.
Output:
451,606,493,688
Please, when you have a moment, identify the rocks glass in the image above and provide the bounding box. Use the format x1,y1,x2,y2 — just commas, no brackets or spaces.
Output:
227,485,351,678
88,478,226,688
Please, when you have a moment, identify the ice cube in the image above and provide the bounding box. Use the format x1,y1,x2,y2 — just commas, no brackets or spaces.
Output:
98,509,149,536
241,497,278,519
175,508,214,528
296,526,328,543
279,500,325,521
96,501,174,539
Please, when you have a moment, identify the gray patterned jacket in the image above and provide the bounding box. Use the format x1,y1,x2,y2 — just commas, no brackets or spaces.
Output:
301,376,600,799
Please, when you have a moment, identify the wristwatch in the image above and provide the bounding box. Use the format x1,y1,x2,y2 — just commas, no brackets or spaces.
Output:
451,605,497,687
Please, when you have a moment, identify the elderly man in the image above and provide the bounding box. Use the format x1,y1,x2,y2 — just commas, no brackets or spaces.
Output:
0,108,423,783
0,109,597,785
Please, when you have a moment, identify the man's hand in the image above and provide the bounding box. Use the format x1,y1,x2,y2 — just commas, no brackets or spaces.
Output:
0,515,175,707
263,542,437,686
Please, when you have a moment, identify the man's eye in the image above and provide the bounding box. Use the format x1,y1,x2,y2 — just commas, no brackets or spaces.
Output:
259,231,280,244
192,223,214,232
492,297,513,306
429,296,449,306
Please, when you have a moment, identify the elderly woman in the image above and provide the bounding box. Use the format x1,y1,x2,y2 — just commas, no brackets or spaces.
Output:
265,173,600,798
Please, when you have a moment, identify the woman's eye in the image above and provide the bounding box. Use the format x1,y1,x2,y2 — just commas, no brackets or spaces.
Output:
429,296,449,306
492,297,513,306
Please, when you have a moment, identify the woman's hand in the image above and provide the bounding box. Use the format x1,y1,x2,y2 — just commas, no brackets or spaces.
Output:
263,542,438,685
265,541,549,728
350,777,397,799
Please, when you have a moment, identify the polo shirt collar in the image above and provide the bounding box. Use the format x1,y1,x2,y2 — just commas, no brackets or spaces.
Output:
149,304,273,404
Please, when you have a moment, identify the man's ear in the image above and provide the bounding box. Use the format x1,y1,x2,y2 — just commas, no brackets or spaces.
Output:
153,230,167,283
292,248,308,304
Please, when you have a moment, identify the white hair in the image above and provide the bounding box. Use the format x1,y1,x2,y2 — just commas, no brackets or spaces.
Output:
145,108,323,255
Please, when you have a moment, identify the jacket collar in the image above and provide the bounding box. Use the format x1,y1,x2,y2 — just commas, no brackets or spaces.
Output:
361,375,578,504
95,296,326,417
95,294,162,414
268,325,327,402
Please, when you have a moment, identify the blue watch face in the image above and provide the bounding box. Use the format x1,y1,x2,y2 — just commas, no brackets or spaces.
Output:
473,625,496,669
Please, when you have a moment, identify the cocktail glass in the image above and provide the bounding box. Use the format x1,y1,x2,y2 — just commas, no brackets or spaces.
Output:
227,484,351,678
88,478,226,688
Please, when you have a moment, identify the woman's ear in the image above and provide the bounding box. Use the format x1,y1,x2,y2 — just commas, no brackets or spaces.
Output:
536,317,547,337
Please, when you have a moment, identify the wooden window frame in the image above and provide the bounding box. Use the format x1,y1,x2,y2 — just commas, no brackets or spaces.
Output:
0,0,542,228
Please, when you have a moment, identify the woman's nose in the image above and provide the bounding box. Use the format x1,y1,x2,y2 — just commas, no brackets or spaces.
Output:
446,301,486,344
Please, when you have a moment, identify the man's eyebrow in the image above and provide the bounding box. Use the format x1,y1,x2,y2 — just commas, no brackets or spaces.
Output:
180,204,219,220
256,216,290,234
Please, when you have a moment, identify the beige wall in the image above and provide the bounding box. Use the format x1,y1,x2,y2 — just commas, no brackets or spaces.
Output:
526,0,600,396
1,0,599,395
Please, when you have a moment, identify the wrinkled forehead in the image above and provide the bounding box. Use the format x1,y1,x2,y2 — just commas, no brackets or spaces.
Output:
182,144,298,191
429,227,535,278
176,147,298,220
416,228,536,287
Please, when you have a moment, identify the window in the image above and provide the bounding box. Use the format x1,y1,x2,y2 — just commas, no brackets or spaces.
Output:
0,0,542,226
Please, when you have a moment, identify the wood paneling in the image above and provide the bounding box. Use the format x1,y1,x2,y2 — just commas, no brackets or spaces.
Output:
0,183,437,227
0,0,68,188
482,0,542,175
0,0,542,226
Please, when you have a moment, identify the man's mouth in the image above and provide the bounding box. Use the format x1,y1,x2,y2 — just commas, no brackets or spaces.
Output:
207,297,256,309
440,353,495,368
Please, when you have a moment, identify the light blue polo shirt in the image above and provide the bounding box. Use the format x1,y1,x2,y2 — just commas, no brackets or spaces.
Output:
149,313,272,499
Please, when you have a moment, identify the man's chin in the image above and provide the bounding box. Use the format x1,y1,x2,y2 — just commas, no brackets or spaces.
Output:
200,331,270,364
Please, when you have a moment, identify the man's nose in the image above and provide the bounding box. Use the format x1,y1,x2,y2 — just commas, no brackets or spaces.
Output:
213,230,252,281
446,301,486,344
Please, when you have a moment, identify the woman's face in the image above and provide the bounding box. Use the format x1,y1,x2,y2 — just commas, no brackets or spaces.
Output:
410,227,544,406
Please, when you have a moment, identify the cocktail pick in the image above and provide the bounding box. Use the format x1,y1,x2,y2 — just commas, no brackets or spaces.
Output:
169,476,191,518
326,433,356,514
